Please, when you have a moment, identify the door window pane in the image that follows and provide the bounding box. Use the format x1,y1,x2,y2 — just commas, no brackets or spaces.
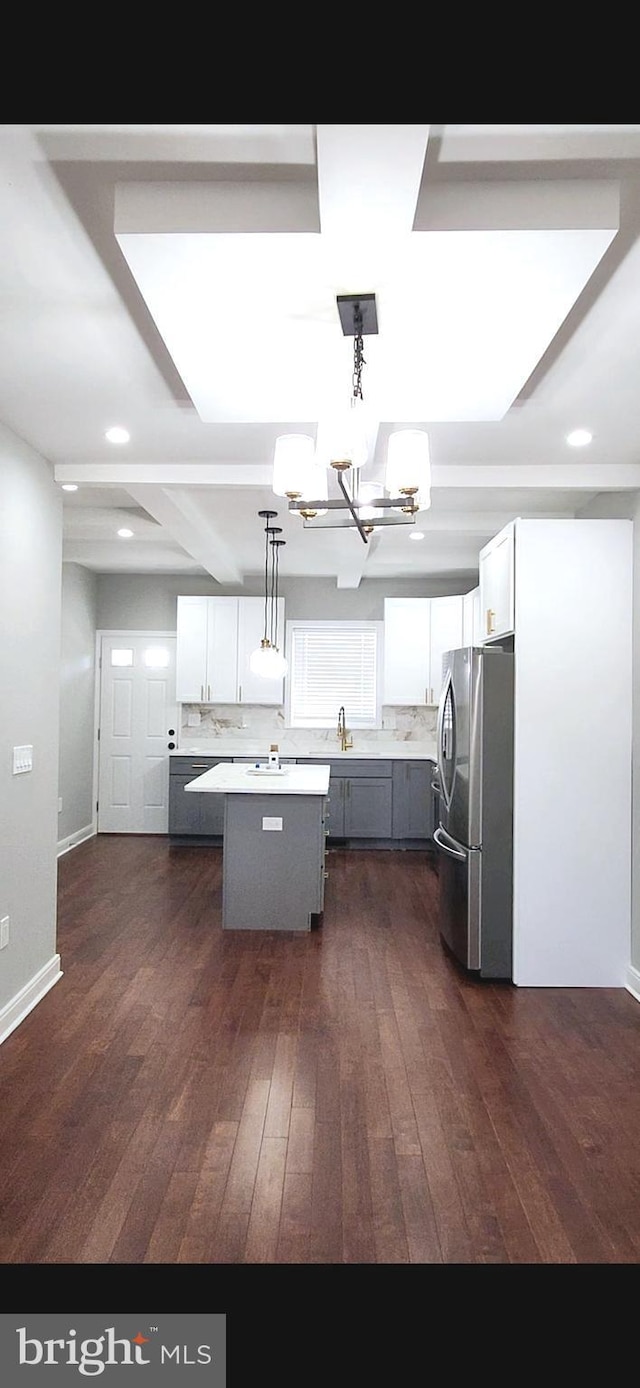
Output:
144,646,170,669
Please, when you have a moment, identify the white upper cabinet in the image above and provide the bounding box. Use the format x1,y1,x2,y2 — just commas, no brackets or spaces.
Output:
429,596,464,704
478,522,515,641
176,595,285,705
383,598,430,705
175,596,209,703
383,596,464,705
462,586,482,645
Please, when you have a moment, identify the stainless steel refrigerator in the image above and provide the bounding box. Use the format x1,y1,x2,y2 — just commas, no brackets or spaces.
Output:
434,645,514,979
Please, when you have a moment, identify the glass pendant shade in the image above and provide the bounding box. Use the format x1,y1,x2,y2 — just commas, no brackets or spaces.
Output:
272,434,316,498
249,641,288,679
386,429,431,509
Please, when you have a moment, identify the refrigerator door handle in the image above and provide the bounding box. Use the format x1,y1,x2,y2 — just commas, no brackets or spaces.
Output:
434,825,468,861
436,669,453,812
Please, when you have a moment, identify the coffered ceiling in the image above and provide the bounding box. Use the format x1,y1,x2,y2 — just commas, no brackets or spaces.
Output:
3,124,640,589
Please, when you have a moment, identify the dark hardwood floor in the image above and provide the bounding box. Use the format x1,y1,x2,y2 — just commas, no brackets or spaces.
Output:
2,833,640,1266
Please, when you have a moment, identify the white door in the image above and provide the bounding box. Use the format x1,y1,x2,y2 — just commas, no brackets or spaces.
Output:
98,633,177,833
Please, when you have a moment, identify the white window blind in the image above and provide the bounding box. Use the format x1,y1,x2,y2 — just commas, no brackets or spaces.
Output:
287,621,382,728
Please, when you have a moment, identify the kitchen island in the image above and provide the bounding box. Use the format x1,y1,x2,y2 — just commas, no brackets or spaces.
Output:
185,762,330,932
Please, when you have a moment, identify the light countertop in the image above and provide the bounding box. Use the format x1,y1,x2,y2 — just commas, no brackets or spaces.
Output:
172,740,437,762
184,763,331,796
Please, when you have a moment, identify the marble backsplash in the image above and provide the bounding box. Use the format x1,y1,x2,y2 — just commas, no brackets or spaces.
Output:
181,703,437,748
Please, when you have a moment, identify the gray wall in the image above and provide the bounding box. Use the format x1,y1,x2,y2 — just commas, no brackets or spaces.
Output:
577,492,640,973
0,425,61,1018
59,563,98,843
96,571,479,630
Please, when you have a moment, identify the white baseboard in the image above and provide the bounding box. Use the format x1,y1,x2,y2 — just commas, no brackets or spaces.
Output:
0,954,62,1046
57,822,95,857
626,963,640,1003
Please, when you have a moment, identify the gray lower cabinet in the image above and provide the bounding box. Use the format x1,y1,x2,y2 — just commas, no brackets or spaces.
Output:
344,777,393,837
222,791,327,931
169,756,233,837
170,752,434,844
392,759,436,839
302,759,393,839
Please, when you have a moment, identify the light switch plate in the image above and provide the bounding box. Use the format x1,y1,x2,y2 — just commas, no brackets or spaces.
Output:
262,816,283,831
13,745,33,774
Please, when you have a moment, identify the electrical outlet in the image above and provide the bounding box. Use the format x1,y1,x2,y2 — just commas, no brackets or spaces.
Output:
0,916,9,949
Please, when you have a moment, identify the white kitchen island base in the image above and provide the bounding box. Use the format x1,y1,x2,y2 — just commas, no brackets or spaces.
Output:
185,763,330,932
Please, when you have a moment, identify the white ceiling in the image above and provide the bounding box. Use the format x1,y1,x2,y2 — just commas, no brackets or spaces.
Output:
3,123,640,590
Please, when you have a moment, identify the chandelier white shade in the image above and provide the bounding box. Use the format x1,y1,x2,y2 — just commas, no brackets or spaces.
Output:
317,396,369,473
272,433,316,498
386,429,431,510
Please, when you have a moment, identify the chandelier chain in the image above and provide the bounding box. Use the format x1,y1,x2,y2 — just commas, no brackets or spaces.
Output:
352,305,365,401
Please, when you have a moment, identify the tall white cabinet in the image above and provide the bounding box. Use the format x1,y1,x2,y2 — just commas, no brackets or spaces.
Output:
478,518,632,988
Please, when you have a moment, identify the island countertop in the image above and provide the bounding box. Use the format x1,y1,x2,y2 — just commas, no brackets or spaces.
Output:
184,762,331,796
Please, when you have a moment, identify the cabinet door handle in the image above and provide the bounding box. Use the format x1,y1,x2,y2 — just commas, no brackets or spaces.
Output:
200,684,204,701
486,608,495,635
207,685,211,701
239,684,242,703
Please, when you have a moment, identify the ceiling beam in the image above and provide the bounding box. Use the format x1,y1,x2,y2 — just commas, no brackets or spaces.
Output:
124,484,242,584
55,460,640,491
54,463,273,486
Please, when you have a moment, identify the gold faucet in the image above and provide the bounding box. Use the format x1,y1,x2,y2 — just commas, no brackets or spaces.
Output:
337,705,353,752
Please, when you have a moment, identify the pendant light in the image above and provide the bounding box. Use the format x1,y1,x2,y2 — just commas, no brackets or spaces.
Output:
249,510,288,679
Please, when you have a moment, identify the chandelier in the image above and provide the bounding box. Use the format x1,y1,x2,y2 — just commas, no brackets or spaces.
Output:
249,510,288,679
272,294,431,544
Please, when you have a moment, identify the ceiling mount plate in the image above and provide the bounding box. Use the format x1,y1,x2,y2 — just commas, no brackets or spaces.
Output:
337,293,378,336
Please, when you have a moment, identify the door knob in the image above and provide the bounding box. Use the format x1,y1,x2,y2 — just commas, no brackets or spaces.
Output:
168,728,175,736
168,741,176,749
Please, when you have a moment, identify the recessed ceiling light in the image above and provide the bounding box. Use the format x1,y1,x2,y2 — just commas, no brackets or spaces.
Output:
117,528,134,538
409,531,425,541
105,426,130,444
566,428,593,448
61,483,78,491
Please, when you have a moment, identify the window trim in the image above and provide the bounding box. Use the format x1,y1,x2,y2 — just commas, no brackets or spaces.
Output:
284,618,384,729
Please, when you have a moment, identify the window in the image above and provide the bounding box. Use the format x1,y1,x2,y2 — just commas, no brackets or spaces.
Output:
286,620,382,728
143,645,170,668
